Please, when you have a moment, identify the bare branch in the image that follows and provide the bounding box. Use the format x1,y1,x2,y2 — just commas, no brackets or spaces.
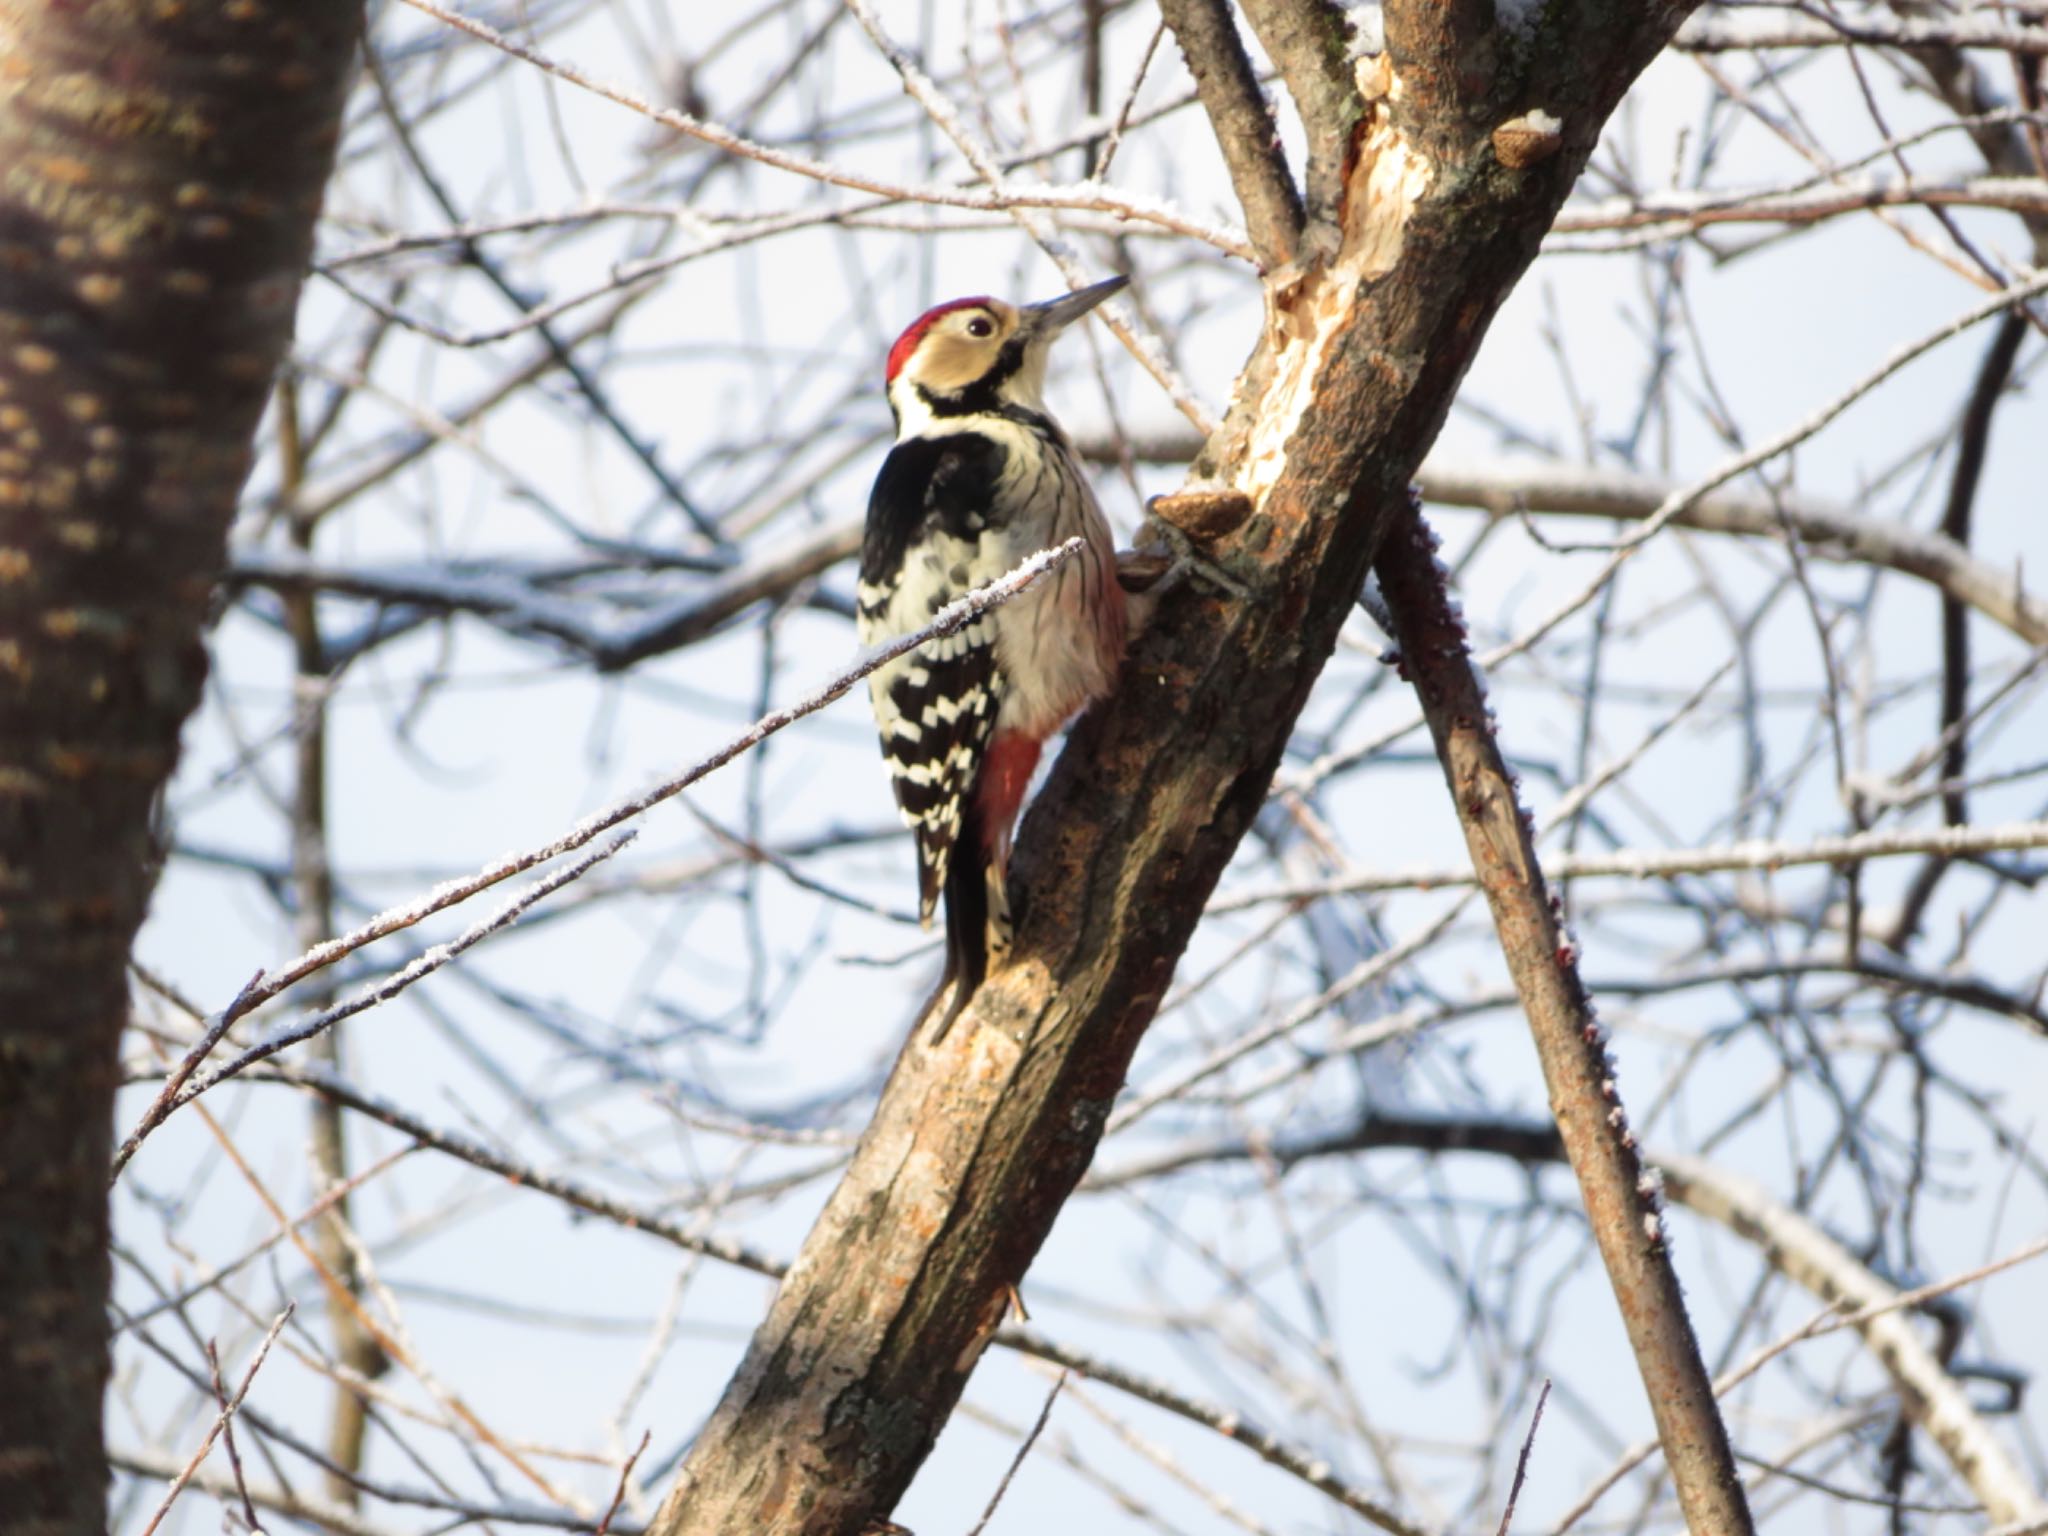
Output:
118,831,635,1170
1415,458,2048,647
1237,0,1361,229
136,1306,294,1536
964,1372,1067,1536
393,0,1255,263
1493,1380,1550,1536
1675,10,2048,54
840,0,1221,431
1553,174,2048,234
1376,508,1756,1536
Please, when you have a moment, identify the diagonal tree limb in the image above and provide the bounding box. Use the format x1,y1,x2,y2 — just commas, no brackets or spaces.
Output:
1373,504,1756,1534
645,0,1713,1529
109,540,1086,1183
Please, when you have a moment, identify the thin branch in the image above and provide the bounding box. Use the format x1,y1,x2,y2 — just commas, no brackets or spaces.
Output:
1414,457,2048,647
1080,1106,2048,1530
215,1061,788,1281
597,1431,652,1536
1675,11,2048,55
391,0,1254,268
137,1306,294,1536
110,1445,621,1535
125,831,635,1160
1460,271,2048,666
1494,1381,1551,1536
1209,818,2048,907
839,0,1220,431
205,1342,260,1536
1887,309,2032,948
1660,1155,2048,1527
192,1059,1437,1535
360,42,719,543
964,1372,1067,1536
226,516,867,669
1552,175,2048,234
991,1328,1437,1536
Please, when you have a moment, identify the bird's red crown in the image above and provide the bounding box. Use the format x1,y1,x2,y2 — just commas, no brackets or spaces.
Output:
885,296,997,384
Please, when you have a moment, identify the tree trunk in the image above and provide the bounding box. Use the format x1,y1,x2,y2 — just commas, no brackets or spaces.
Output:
0,5,360,1530
650,1,1703,1530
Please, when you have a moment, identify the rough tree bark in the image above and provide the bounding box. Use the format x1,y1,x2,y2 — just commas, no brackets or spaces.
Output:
648,1,1715,1532
0,5,361,1531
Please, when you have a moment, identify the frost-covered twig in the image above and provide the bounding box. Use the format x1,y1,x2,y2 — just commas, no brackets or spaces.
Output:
841,0,1220,433
112,541,1084,1178
136,1306,293,1536
1675,10,2048,54
112,834,634,1177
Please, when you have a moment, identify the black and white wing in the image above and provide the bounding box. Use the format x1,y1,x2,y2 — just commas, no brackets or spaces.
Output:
856,432,1008,921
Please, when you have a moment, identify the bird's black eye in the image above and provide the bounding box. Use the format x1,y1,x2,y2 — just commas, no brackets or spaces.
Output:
966,316,994,338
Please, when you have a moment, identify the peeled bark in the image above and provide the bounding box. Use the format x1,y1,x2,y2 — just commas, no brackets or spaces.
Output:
0,5,360,1530
650,1,1705,1531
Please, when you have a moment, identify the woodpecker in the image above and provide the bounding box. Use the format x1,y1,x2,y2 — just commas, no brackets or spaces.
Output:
857,275,1130,1037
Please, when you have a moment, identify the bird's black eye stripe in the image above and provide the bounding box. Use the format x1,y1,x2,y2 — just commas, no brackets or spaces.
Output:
966,315,994,338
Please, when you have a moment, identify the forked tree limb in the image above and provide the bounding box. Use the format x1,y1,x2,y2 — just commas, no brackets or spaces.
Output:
647,1,1708,1529
1235,0,1361,228
1157,0,1305,268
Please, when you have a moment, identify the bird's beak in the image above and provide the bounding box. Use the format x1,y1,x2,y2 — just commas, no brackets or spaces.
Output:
1021,275,1128,336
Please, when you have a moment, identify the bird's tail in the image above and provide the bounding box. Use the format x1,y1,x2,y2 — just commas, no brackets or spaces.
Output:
923,798,991,1040
922,733,1040,1040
